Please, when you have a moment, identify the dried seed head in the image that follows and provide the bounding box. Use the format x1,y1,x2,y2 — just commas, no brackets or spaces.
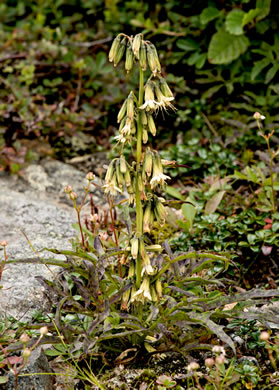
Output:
132,33,142,59
125,43,134,73
139,42,147,70
113,37,126,67
108,34,121,63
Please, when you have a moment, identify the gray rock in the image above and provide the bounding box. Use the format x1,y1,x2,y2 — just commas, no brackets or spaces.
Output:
3,347,54,390
0,158,105,320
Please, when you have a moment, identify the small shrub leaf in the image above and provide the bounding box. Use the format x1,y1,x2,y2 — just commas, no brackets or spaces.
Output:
225,9,245,35
208,30,249,64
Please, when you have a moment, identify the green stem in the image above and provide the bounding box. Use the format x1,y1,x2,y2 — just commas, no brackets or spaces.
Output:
135,66,145,289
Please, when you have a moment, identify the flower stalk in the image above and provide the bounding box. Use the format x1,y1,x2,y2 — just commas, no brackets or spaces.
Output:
107,32,175,308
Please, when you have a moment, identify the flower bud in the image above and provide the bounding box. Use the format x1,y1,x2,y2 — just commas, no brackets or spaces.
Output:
149,43,161,73
69,192,77,201
155,199,166,224
22,348,32,359
127,91,135,120
116,163,124,190
139,42,147,70
140,110,148,126
260,331,270,341
137,172,144,192
143,203,153,233
121,289,130,311
120,155,127,173
128,260,135,277
20,333,30,344
117,99,127,123
64,185,72,194
132,34,142,59
159,77,173,98
108,34,121,63
124,169,131,187
114,37,126,67
155,278,162,299
215,355,226,366
86,172,95,181
131,237,139,259
125,43,134,73
40,326,48,336
147,114,156,136
205,358,215,368
253,112,265,120
142,128,148,144
187,362,200,371
143,148,153,177
150,285,158,302
105,159,116,183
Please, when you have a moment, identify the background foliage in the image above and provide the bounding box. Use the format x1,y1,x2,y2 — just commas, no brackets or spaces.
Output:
0,0,278,172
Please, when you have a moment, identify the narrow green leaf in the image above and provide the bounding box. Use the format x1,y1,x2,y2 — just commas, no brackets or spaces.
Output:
205,191,226,215
265,64,279,83
251,58,270,80
225,9,245,35
200,7,221,25
176,38,199,51
208,30,249,64
165,185,184,200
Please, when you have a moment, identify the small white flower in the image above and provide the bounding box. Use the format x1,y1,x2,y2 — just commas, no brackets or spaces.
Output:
150,172,170,189
114,133,127,143
103,182,122,197
253,112,265,120
139,99,160,112
131,277,152,302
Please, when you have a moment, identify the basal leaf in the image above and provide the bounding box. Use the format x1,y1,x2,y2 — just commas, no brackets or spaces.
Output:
200,7,221,25
225,9,245,35
208,30,249,64
182,203,196,229
205,191,226,215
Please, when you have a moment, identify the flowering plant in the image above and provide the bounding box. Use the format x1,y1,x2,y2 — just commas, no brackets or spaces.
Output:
106,33,176,311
